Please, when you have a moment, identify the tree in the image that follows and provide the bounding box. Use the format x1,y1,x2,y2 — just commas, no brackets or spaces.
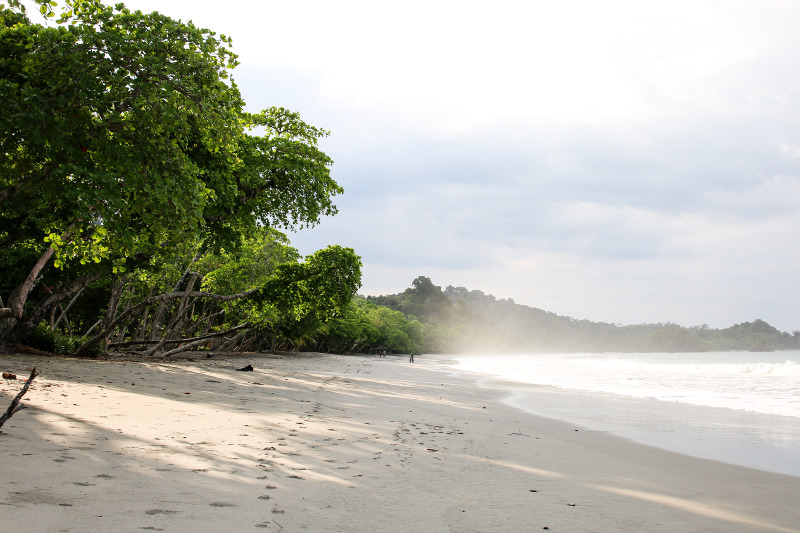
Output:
70,228,299,356
400,275,453,323
258,246,362,349
0,1,342,349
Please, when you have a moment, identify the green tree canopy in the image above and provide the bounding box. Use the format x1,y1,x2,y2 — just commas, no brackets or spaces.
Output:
0,1,343,347
258,245,362,347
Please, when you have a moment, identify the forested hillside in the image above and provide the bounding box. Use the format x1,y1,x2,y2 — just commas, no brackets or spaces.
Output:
363,277,800,354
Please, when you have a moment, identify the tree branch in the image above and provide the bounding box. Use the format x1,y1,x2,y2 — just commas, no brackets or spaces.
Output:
0,367,39,431
160,323,250,358
28,271,105,328
73,288,259,357
108,324,248,348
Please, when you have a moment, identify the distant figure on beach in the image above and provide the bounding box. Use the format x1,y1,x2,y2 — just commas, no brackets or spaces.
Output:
409,353,415,363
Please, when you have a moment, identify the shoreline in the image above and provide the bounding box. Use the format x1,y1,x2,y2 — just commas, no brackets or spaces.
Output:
2,352,799,532
437,368,800,478
435,351,800,478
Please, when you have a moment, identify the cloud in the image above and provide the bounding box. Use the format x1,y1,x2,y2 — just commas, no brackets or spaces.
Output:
115,0,800,331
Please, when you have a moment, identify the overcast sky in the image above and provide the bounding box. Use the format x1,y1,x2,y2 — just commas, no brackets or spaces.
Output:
119,0,800,331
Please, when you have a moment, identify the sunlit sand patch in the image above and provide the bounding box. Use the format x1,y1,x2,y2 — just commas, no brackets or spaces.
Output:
1,352,799,533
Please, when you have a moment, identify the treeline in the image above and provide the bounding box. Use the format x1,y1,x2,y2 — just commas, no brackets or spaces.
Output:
363,277,800,353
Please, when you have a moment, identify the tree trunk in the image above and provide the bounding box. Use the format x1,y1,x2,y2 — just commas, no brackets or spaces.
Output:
160,324,250,358
74,288,258,357
8,271,104,350
133,290,153,341
0,246,55,320
113,303,132,344
0,246,55,349
101,275,124,352
149,252,202,341
53,287,86,330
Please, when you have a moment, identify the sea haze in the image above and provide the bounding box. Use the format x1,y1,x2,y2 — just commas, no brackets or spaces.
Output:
437,351,800,478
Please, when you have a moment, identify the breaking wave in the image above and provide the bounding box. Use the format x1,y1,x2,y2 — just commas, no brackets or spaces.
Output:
453,351,800,418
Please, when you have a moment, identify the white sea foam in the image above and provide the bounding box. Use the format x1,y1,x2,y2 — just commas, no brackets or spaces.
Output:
452,351,800,418
442,351,800,476
736,360,800,376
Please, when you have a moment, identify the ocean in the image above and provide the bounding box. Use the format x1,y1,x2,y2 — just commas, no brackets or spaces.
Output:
437,351,800,477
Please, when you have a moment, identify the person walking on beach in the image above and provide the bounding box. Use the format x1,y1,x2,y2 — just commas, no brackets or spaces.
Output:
409,353,415,363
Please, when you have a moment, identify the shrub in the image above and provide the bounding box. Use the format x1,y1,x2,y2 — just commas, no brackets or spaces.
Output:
26,323,103,358
27,322,56,353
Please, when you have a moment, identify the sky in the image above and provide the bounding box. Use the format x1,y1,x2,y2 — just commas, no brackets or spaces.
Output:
116,1,799,331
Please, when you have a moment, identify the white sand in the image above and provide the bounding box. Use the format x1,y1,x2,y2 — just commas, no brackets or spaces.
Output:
1,352,798,533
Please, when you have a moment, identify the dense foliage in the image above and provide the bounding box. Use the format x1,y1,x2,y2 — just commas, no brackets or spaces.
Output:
0,1,359,356
303,298,425,355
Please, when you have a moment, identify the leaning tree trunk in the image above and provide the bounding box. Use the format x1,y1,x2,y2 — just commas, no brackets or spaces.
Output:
100,275,125,352
53,285,88,331
160,323,251,358
0,246,55,350
74,288,258,357
149,252,202,341
10,271,104,350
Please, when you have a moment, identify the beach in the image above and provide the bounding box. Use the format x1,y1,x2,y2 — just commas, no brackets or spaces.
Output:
1,352,799,533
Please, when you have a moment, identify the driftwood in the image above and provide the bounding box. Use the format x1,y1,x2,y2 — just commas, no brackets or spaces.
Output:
0,367,39,430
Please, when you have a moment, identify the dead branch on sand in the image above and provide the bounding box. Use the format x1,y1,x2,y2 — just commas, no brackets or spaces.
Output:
0,367,39,430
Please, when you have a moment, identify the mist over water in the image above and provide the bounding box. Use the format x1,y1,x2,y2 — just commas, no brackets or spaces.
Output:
441,351,800,477
453,352,800,418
